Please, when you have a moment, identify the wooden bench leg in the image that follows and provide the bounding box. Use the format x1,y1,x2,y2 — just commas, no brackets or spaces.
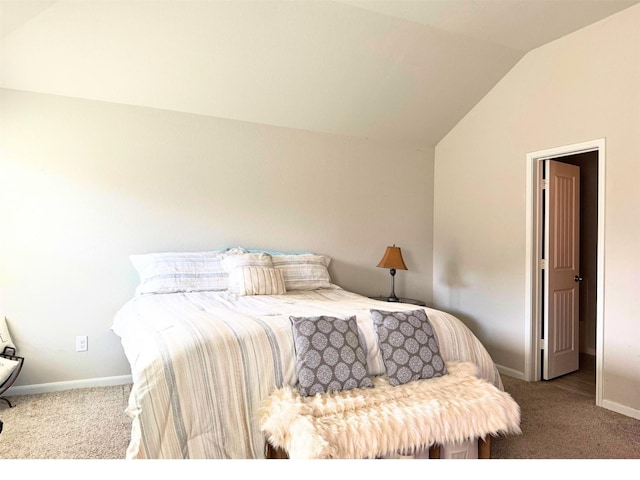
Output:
428,444,441,459
478,436,491,459
265,442,289,459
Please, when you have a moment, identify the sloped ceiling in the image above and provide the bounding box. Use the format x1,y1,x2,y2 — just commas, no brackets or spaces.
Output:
1,0,638,149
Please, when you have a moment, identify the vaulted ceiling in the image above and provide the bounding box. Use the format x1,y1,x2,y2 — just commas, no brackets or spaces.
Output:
2,0,638,149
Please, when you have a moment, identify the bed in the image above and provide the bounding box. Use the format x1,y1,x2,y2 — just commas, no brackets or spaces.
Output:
111,248,504,459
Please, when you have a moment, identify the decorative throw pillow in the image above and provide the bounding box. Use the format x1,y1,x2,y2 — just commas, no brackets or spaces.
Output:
0,356,19,386
0,317,16,354
290,315,373,396
228,266,287,296
272,254,332,291
370,308,447,386
130,249,233,295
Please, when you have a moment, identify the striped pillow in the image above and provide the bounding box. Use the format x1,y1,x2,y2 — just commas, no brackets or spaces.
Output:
130,249,236,296
228,266,287,296
272,254,332,291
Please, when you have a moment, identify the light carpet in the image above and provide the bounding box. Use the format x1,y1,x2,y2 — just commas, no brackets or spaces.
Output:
0,384,132,459
1,375,639,460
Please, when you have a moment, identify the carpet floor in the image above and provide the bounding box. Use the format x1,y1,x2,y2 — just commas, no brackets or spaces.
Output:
492,375,640,459
1,374,639,460
0,384,132,459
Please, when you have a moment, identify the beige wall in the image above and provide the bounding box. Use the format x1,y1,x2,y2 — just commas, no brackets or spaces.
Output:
0,88,434,388
434,5,640,416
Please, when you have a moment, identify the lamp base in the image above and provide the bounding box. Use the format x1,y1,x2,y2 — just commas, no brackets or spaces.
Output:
387,269,400,303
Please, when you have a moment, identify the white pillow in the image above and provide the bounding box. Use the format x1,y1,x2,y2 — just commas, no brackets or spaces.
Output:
221,252,273,273
0,356,19,386
271,254,332,291
0,317,16,353
130,249,237,296
228,266,287,296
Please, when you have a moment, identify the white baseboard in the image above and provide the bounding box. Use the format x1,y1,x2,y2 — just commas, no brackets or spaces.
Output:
601,399,640,421
4,375,133,396
496,364,525,380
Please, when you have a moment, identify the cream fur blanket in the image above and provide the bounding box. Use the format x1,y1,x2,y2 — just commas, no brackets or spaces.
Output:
259,361,521,459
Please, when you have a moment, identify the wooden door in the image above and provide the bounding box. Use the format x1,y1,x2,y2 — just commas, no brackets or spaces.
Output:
543,160,581,380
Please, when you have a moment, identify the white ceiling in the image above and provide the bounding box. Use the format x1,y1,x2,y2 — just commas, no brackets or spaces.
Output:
1,0,638,149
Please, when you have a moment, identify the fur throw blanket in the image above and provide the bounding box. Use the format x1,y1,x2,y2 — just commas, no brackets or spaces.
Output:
259,361,521,459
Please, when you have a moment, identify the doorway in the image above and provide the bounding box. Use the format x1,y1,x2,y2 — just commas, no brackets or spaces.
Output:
525,139,605,407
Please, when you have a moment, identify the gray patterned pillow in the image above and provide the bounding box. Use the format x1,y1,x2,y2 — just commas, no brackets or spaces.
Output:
370,309,447,386
290,315,373,396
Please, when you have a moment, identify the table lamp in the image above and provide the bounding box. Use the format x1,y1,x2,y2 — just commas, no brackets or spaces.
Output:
376,244,407,302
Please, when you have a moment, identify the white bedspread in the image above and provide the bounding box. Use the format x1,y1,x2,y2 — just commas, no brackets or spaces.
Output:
111,287,502,459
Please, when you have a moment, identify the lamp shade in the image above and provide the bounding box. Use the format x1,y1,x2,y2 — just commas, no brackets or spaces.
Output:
376,245,407,271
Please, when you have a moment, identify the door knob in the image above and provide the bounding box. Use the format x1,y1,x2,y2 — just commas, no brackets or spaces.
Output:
574,275,583,282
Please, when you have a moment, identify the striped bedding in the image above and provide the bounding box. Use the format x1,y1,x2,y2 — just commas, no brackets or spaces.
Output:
111,286,502,459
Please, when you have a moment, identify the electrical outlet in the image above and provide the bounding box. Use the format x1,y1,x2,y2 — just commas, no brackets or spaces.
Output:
76,335,88,352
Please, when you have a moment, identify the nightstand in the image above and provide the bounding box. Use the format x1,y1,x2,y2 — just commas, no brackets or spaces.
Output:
369,296,426,307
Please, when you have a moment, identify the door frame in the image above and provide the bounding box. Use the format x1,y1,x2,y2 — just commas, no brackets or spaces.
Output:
524,138,605,406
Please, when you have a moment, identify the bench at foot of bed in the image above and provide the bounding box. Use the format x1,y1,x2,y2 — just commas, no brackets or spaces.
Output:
259,361,520,460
